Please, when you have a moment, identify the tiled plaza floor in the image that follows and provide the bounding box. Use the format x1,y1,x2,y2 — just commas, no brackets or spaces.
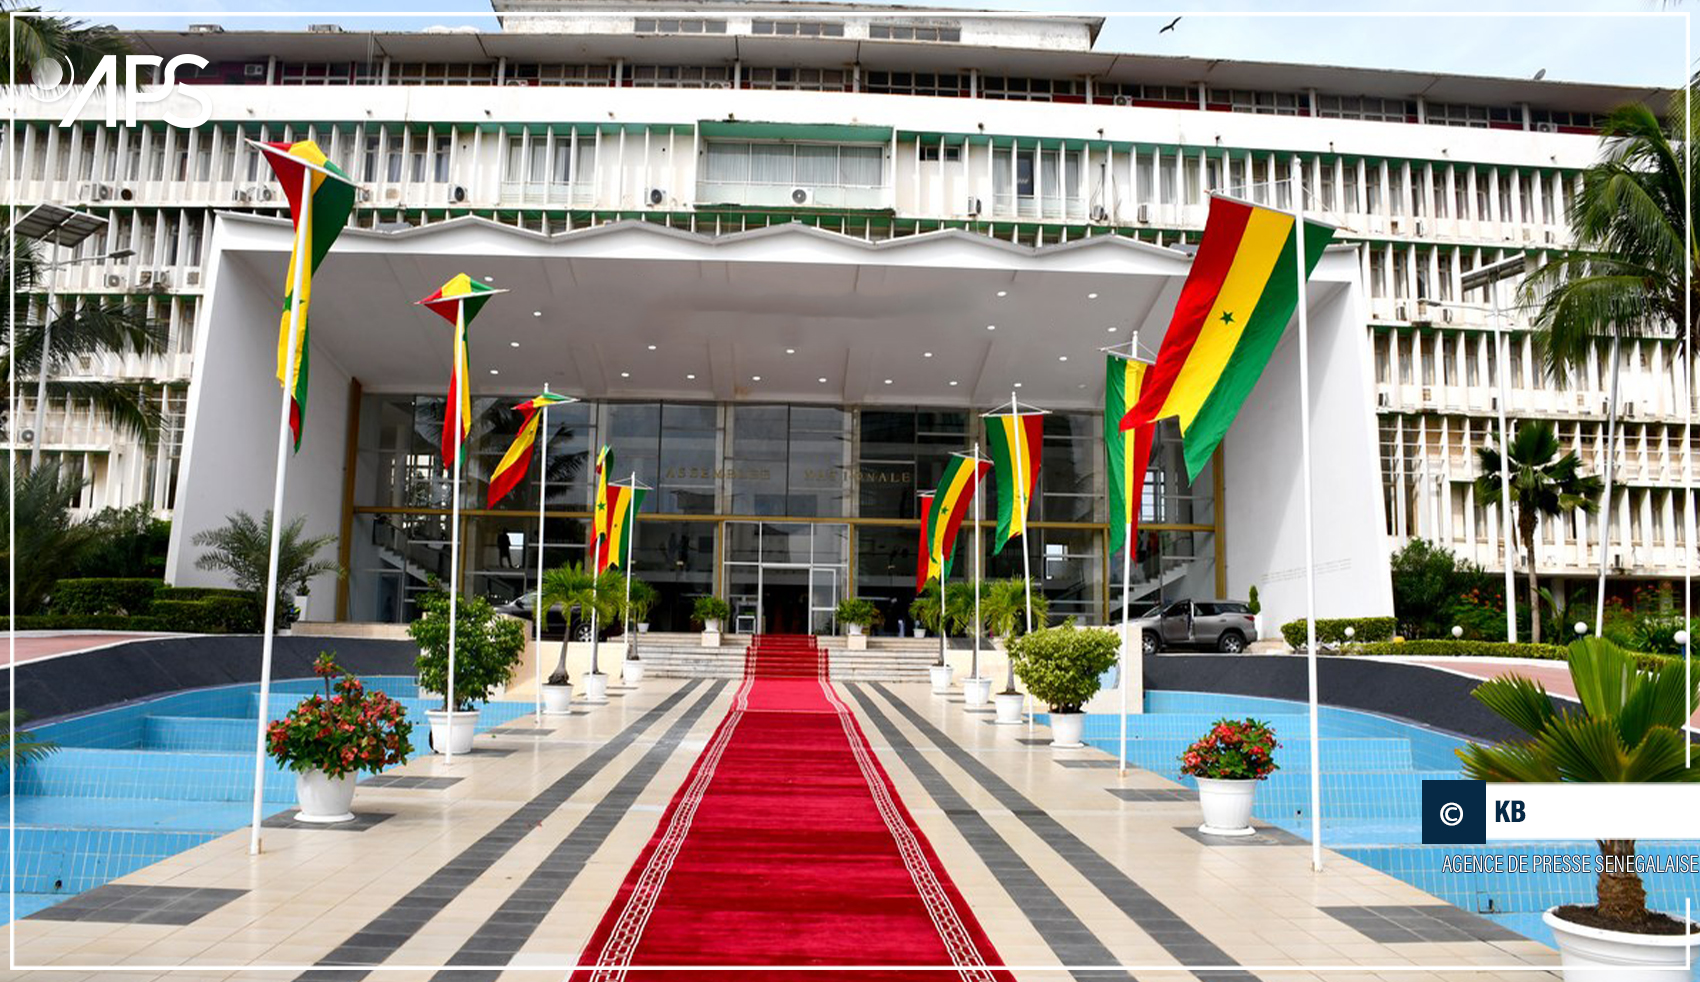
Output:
6,678,1558,981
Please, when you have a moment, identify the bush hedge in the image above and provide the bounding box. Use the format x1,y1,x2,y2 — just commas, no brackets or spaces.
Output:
49,578,165,616
1349,638,1678,673
0,614,168,631
149,597,260,634
1279,617,1397,648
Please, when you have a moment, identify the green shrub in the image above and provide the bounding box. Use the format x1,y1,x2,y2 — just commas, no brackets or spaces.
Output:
49,578,164,616
1351,639,1570,660
69,505,170,579
1279,616,1396,648
409,590,526,711
153,587,262,632
834,597,880,629
692,596,730,626
1246,586,1261,616
1389,539,1493,639
1627,615,1700,656
0,614,167,632
148,597,259,634
1009,624,1121,714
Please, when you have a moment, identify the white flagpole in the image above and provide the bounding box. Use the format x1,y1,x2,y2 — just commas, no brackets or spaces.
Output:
1120,530,1132,777
973,446,983,684
1292,169,1323,873
1010,393,1035,639
445,301,465,765
533,384,551,724
623,470,639,662
249,164,313,856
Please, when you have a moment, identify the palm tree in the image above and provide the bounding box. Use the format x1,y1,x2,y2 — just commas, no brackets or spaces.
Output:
0,457,96,615
983,578,1050,694
2,237,166,443
1522,92,1698,635
190,511,343,621
1,4,129,87
0,712,57,772
1474,421,1602,644
1459,637,1698,927
540,562,625,678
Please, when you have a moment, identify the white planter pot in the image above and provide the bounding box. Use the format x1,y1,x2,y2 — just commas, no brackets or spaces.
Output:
914,628,927,639
847,622,864,636
994,692,1025,725
1253,613,1265,640
704,619,721,634
962,677,993,708
637,623,650,634
1195,776,1259,836
293,769,356,823
292,594,311,623
1544,908,1700,982
847,633,867,651
1048,711,1085,748
581,672,609,703
425,708,479,756
928,665,954,693
540,683,573,714
622,660,645,686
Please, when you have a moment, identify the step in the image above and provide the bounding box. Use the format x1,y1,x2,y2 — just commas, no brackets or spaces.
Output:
0,824,225,895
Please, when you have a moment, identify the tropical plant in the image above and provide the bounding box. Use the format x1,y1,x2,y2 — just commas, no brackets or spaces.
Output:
626,578,658,625
1474,421,1602,644
2,237,165,442
691,595,730,627
191,510,343,625
1,4,130,87
266,653,411,778
0,458,96,615
540,563,625,678
834,597,880,630
943,581,981,638
1009,624,1120,714
911,579,949,665
1179,718,1280,781
69,504,170,579
1459,637,1700,932
1389,538,1493,639
982,578,1049,639
408,588,526,711
0,711,57,772
1246,586,1261,616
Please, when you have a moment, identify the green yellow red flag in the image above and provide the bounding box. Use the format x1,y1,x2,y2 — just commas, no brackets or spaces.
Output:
258,140,355,451
1105,355,1156,557
1120,195,1335,481
596,483,647,573
985,412,1043,554
926,453,989,580
487,392,573,508
417,274,501,470
591,446,613,546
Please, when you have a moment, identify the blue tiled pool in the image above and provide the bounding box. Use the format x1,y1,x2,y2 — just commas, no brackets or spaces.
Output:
5,677,534,920
1066,692,1700,970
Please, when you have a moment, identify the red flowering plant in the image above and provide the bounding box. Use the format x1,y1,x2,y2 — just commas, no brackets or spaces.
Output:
266,653,413,779
1178,718,1280,781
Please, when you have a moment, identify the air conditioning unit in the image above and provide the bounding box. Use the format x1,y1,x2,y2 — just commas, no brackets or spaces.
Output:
965,196,982,217
1544,229,1557,244
1376,392,1391,408
136,269,154,287
104,273,125,289
1623,401,1636,418
1535,122,1557,133
707,81,732,90
1490,396,1499,411
1413,301,1433,324
448,184,468,204
1389,216,1404,234
185,270,201,287
383,187,402,201
788,187,815,206
357,187,373,203
1136,203,1151,223
244,63,267,78
1441,307,1453,323
1089,204,1109,222
1520,227,1533,242
75,181,97,200
1414,218,1427,236
504,78,530,87
151,270,172,290
18,429,35,445
1421,387,1433,401
1395,303,1409,321
1112,94,1133,107
93,183,115,201
646,187,667,207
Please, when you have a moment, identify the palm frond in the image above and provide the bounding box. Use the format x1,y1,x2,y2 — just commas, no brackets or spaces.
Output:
1469,674,1558,739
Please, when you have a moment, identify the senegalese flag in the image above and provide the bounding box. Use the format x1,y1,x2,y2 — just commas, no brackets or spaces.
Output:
915,492,937,592
596,484,647,574
591,446,613,547
926,454,989,580
257,140,355,451
1120,195,1336,481
1105,355,1156,558
487,391,573,508
417,274,501,470
986,412,1043,554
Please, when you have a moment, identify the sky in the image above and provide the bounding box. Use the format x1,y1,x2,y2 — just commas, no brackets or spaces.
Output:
43,0,1690,90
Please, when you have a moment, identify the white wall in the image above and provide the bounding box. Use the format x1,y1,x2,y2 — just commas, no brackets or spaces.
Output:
165,215,352,603
1224,247,1393,634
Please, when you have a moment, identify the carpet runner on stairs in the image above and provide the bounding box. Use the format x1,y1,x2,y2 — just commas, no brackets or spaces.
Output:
569,634,1011,980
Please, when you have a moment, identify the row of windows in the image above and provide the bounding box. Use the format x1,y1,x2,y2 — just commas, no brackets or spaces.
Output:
238,60,1604,130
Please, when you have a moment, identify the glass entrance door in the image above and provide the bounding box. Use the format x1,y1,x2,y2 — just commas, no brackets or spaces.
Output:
723,521,848,634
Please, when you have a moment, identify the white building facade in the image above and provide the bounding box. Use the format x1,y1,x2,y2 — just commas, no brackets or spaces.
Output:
4,4,1680,630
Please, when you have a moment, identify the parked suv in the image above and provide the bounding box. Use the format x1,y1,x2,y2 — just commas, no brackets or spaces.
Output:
1132,599,1257,654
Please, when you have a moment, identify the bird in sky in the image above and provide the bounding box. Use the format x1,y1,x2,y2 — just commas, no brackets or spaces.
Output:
1159,16,1182,33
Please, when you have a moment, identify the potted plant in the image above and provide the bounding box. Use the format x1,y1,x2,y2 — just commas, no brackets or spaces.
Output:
986,578,1049,723
542,563,621,704
693,596,729,635
628,578,657,634
835,597,879,636
192,509,341,630
1247,585,1263,639
266,653,411,822
1179,718,1279,836
911,579,952,692
293,583,312,624
1009,624,1118,748
408,588,526,754
1460,638,1700,979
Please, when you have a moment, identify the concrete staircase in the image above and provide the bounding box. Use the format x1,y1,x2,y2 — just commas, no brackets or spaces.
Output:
630,632,935,681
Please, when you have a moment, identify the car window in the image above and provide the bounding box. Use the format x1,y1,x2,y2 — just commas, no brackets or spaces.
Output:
1163,601,1191,617
1216,602,1249,614
1195,602,1219,616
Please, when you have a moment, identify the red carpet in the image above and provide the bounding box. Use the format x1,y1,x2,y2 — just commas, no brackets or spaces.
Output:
570,634,1012,980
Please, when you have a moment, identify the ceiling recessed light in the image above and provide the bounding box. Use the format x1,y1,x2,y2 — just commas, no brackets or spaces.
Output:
1087,292,1098,299
532,310,542,318
1107,327,1119,333
686,373,697,380
483,276,494,283
923,352,934,358
752,375,762,381
509,341,520,348
818,377,828,383
785,348,796,355
948,380,959,386
1014,382,1024,388
986,324,996,331
883,379,893,385
1058,355,1069,362
1078,383,1087,389
489,369,500,375
647,344,657,350
996,290,1008,297
620,371,630,378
